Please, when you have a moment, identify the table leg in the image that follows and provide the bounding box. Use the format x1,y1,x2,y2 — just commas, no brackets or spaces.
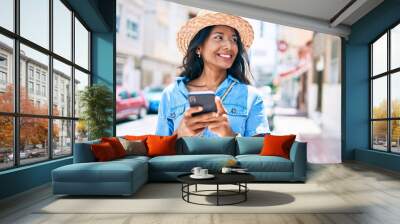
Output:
195,184,197,192
245,183,247,201
217,184,219,206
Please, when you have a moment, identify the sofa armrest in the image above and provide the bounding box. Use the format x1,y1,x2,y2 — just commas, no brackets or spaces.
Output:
73,140,100,163
289,141,307,181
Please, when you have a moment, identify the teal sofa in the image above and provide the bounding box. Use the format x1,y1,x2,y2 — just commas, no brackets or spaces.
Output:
52,137,307,196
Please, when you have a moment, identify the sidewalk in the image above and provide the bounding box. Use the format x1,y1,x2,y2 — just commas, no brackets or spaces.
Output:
272,109,341,164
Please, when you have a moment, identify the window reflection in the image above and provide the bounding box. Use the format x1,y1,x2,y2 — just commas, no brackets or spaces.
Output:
391,72,400,118
391,120,400,153
74,69,89,118
20,0,49,49
53,119,72,157
0,35,14,113
53,0,72,60
372,77,387,119
20,44,49,115
75,120,88,143
0,116,13,170
372,34,387,76
372,121,388,151
391,24,400,70
0,0,14,31
53,59,72,117
19,117,49,165
74,18,89,70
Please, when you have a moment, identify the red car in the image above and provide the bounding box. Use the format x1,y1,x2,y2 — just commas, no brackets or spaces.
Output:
116,86,148,121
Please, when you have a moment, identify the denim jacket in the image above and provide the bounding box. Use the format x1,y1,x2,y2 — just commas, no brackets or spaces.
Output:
155,74,270,137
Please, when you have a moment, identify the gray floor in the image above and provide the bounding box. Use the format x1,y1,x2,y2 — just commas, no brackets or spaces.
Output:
1,162,400,224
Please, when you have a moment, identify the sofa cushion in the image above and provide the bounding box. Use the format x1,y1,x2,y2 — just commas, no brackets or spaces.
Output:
101,137,127,158
148,154,235,172
147,135,177,157
176,137,236,155
118,138,147,156
260,134,296,159
73,139,100,163
236,155,293,172
91,142,118,161
52,158,147,183
235,137,263,155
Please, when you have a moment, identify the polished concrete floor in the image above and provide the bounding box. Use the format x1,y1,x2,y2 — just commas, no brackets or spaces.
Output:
1,162,400,224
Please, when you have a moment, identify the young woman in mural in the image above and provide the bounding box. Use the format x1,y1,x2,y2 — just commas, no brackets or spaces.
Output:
156,10,269,137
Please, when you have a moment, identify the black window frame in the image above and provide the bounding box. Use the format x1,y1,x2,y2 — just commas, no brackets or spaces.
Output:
0,0,92,171
370,20,400,154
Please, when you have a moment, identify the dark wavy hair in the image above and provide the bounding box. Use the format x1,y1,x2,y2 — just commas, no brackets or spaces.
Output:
179,25,252,84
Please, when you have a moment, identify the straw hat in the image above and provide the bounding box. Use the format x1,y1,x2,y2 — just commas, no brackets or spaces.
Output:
176,10,254,55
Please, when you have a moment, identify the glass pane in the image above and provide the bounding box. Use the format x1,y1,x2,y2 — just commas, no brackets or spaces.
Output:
20,44,49,115
53,0,71,60
20,0,49,49
372,121,388,151
74,69,89,118
53,59,72,117
391,24,400,70
20,117,49,165
391,120,400,153
372,33,387,76
75,18,89,70
391,72,400,118
372,77,387,119
0,34,14,112
0,0,14,31
0,116,13,170
75,120,88,143
53,119,72,157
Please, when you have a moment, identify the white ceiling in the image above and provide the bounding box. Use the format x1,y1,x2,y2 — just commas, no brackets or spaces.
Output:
168,0,384,38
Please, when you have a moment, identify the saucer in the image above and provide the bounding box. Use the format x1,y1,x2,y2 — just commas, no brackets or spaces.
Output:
190,174,215,179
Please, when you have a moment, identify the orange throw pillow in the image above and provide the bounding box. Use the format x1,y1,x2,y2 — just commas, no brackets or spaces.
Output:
259,134,296,159
91,142,117,161
124,135,150,141
101,137,127,158
146,135,177,157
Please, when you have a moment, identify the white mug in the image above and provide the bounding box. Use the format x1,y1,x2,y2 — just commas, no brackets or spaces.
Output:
221,167,232,174
191,167,202,176
200,169,208,176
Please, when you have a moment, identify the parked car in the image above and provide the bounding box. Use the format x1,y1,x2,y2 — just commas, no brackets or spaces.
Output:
116,86,148,121
144,86,164,114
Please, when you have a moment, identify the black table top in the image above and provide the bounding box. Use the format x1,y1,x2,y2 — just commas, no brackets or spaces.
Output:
177,172,255,185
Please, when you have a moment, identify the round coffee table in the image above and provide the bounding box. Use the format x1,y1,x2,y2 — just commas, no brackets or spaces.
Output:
177,172,255,206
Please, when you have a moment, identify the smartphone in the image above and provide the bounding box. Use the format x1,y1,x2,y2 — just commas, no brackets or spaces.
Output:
188,91,217,116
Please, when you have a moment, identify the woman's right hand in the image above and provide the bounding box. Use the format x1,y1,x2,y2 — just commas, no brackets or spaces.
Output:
175,106,217,138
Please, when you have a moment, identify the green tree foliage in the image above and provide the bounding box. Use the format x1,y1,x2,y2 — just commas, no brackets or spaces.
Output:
79,84,113,140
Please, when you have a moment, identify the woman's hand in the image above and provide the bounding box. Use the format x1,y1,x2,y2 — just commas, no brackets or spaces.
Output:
207,97,235,137
175,106,218,138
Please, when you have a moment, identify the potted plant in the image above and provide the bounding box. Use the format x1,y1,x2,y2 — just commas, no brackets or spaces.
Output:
79,84,113,140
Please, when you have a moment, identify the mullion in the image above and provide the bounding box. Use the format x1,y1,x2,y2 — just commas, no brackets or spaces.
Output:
370,45,373,149
13,0,20,167
49,0,53,160
0,28,90,75
388,29,391,152
71,9,76,156
2,0,90,170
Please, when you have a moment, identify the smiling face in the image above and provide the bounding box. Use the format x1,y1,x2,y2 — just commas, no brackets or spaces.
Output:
198,25,239,70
